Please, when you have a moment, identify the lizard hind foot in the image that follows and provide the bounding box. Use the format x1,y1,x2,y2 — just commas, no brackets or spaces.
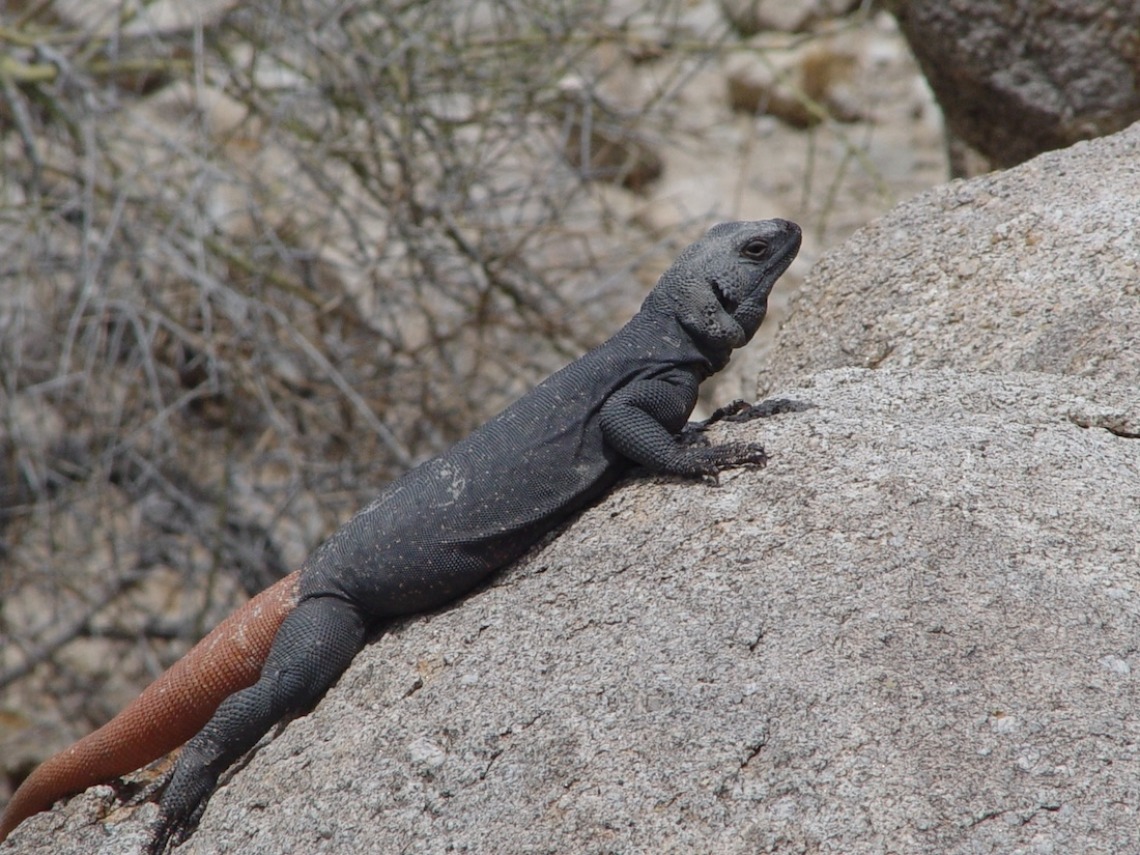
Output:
146,771,216,855
147,818,185,855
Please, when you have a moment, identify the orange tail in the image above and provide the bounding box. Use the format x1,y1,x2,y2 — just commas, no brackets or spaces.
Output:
0,570,301,842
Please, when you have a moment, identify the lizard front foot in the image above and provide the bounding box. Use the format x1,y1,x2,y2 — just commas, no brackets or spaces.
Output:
721,398,814,423
683,400,753,439
694,441,768,485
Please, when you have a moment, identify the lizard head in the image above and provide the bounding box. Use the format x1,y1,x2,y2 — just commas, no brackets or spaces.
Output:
646,218,801,356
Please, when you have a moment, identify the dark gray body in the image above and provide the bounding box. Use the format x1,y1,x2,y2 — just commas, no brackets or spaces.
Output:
303,314,710,615
152,218,801,852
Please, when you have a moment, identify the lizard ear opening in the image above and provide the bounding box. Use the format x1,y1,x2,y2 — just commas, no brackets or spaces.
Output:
677,287,746,351
711,277,740,314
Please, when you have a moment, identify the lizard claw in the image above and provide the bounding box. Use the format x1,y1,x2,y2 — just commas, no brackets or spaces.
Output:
734,444,769,468
148,804,202,855
146,759,217,855
147,822,175,855
710,442,768,470
702,399,752,426
722,397,814,423
687,399,754,433
690,442,768,485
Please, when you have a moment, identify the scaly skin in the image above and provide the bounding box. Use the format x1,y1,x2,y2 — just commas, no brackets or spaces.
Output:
0,219,801,851
0,570,301,842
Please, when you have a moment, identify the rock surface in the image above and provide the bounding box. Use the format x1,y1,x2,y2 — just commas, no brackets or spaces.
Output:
884,0,1140,172
759,120,1140,397
6,368,1139,854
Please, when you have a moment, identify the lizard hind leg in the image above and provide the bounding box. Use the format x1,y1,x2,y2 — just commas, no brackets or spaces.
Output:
149,594,367,854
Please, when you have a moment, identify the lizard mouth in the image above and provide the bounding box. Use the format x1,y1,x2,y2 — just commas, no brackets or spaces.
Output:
766,227,802,280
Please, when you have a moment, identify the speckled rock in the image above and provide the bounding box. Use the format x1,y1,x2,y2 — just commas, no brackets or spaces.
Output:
8,368,1140,854
884,0,1140,172
759,121,1140,397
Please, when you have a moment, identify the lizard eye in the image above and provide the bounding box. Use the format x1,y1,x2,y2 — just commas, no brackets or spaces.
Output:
741,238,769,260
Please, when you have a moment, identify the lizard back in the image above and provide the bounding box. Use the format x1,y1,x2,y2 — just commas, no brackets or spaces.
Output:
298,314,711,617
